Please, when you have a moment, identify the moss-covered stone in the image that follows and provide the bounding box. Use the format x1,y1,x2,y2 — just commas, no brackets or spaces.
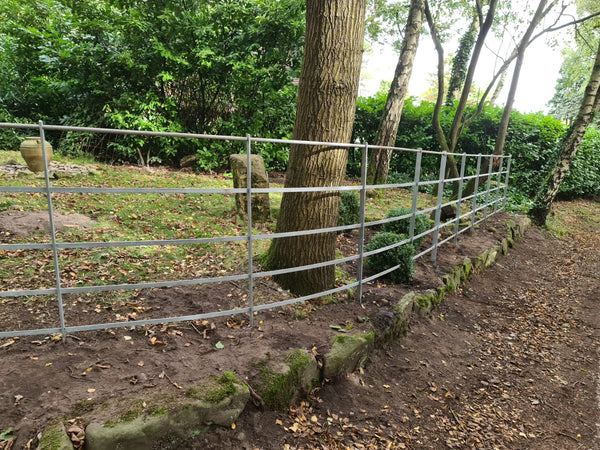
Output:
255,349,319,409
485,249,498,267
85,373,249,450
186,371,240,404
39,422,73,450
323,332,374,380
507,235,514,248
442,268,461,293
462,257,472,280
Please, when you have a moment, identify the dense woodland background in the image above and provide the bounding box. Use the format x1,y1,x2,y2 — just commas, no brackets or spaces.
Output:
0,0,599,209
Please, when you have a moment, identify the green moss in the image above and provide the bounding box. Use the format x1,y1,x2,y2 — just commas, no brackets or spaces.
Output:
150,406,168,417
259,350,313,409
416,295,431,309
39,429,63,450
105,408,142,427
185,371,240,404
74,399,95,414
39,423,69,450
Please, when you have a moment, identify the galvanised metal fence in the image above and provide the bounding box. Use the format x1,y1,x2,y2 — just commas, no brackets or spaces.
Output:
0,121,511,339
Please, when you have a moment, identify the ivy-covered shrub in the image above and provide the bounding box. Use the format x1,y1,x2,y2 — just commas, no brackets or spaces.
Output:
338,191,360,231
382,206,430,248
365,232,415,283
559,126,600,198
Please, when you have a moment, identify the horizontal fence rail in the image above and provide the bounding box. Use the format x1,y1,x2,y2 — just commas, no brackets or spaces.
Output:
0,121,511,339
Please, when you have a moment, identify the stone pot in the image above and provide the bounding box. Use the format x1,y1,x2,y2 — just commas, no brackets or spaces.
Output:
20,137,53,173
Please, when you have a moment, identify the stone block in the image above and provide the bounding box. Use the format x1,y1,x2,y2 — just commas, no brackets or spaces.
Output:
253,349,319,409
323,333,374,380
85,373,249,450
229,154,270,222
39,422,73,450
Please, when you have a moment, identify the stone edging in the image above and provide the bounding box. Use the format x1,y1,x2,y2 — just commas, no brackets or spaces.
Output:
37,216,531,450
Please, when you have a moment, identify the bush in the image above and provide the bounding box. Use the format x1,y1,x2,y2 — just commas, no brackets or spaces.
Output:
559,126,600,198
382,206,430,248
338,191,360,231
365,232,415,283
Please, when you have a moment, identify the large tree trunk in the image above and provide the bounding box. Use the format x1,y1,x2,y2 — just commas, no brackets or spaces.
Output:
367,0,424,186
267,0,366,295
529,39,600,226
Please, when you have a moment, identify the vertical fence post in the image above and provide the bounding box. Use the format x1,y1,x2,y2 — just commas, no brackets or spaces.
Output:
356,143,369,304
453,153,467,245
246,135,255,327
483,156,494,223
494,156,504,213
502,156,512,210
431,152,447,263
409,149,422,244
39,121,67,341
470,154,482,232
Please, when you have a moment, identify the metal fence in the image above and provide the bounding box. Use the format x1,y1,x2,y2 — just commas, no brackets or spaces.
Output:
0,121,511,339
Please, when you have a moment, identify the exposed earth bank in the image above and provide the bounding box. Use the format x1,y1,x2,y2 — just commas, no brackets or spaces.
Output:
195,199,600,449
0,199,598,449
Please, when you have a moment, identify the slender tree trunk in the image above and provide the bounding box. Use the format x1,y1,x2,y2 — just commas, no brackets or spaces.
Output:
529,39,600,226
489,69,507,106
445,15,479,107
367,0,424,186
462,0,551,199
494,0,550,157
425,0,498,193
267,0,366,295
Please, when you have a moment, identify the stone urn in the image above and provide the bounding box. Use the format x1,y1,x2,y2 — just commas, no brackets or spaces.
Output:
20,137,53,173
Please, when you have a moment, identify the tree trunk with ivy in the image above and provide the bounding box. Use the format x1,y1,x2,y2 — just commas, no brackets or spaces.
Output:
445,15,479,107
424,0,498,192
266,0,366,296
367,0,424,186
529,39,600,226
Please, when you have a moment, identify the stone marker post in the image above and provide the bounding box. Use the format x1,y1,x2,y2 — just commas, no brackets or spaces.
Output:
229,154,270,222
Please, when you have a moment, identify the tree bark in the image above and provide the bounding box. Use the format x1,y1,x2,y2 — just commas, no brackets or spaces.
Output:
461,0,552,199
367,0,424,186
494,0,551,158
424,0,498,192
529,39,600,226
445,15,479,107
268,0,366,295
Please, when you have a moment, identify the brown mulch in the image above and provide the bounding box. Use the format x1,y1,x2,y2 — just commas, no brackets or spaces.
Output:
1,200,598,449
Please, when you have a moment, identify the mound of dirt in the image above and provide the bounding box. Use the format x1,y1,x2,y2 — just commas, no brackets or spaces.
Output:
0,210,95,237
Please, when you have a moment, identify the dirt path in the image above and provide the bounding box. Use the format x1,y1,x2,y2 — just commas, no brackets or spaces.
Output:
1,200,598,449
192,199,600,449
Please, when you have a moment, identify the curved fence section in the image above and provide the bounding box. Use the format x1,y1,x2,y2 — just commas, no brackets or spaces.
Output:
0,121,511,339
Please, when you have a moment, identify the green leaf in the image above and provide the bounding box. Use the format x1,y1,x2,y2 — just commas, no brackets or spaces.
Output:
0,428,14,441
215,341,224,349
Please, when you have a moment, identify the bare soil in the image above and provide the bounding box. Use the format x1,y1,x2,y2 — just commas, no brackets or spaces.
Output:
1,200,598,449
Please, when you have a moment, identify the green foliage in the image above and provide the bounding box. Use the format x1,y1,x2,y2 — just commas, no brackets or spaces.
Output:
338,191,360,230
382,206,430,248
0,108,26,151
353,94,600,202
365,232,415,283
0,0,304,168
559,126,600,198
